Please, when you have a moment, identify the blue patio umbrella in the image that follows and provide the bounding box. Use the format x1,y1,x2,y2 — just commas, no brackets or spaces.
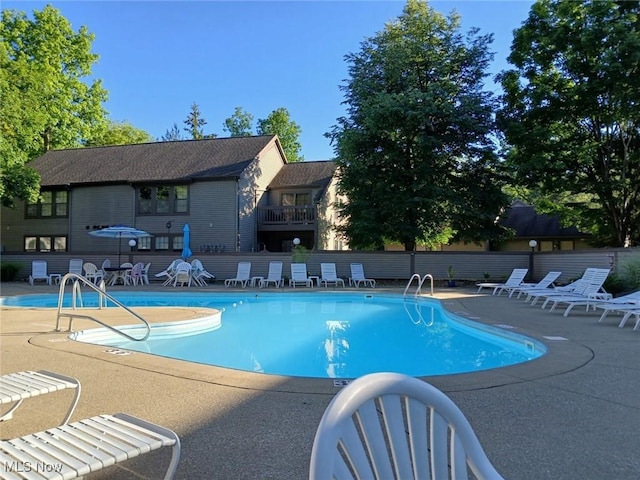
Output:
181,223,192,260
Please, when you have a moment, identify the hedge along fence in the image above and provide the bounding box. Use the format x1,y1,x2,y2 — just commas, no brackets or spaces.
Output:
1,248,638,285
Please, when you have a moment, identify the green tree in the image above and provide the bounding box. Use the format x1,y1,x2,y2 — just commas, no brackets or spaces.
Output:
183,102,208,140
497,0,640,247
160,123,184,141
87,121,153,146
257,107,304,162
223,107,254,137
0,5,108,207
329,0,507,251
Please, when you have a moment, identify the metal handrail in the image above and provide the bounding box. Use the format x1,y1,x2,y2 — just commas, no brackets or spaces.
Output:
55,273,150,341
403,273,434,297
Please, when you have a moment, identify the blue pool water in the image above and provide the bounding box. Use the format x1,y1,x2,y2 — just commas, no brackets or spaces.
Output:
2,292,545,378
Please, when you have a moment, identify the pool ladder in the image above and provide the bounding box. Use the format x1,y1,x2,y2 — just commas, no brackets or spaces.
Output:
55,273,150,341
403,273,434,297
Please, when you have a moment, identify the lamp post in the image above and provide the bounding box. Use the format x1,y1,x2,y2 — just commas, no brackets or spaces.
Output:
128,239,136,262
528,239,538,282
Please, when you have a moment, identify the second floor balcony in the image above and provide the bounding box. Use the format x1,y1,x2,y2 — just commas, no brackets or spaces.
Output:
257,206,316,229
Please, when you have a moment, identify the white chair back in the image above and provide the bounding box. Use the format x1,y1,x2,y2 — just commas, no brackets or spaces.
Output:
310,372,504,480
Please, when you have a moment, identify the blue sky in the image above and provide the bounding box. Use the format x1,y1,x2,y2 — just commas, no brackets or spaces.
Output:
6,1,534,160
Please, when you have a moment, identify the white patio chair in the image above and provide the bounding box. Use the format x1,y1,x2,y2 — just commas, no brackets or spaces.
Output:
320,263,345,287
225,261,251,288
349,263,376,288
260,261,284,288
172,261,193,287
290,263,312,287
142,262,151,285
155,259,182,286
0,412,181,480
191,259,215,286
129,262,145,286
68,258,84,276
28,260,50,286
82,262,104,285
310,372,504,480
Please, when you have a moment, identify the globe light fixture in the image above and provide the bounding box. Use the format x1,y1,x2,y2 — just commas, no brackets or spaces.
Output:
128,239,137,247
293,237,301,246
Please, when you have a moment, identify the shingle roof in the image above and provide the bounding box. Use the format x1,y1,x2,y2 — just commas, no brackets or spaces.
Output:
500,201,586,238
29,136,278,186
269,161,337,188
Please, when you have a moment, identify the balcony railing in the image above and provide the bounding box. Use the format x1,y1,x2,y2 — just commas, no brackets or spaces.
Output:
257,206,316,225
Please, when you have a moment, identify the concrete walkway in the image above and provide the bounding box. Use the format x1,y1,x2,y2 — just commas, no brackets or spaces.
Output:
0,281,638,479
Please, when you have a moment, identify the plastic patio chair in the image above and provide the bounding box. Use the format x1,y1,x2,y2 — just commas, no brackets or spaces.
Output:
225,261,251,288
349,263,376,288
82,262,104,285
28,260,50,286
320,263,345,287
290,263,312,287
260,261,284,288
309,372,504,480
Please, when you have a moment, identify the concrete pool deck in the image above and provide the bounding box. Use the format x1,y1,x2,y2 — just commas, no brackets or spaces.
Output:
1,281,638,479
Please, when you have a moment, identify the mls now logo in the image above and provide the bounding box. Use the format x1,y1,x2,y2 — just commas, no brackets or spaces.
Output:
4,461,64,474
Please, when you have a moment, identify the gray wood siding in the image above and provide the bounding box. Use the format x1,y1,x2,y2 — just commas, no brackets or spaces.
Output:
1,201,69,252
71,185,136,253
177,180,238,254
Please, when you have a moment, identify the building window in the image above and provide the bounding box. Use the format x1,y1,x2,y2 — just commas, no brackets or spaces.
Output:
24,236,67,252
141,234,183,252
137,185,189,215
281,192,310,206
26,190,68,218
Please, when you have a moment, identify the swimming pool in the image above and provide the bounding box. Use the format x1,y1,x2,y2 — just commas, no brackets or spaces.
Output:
2,292,545,378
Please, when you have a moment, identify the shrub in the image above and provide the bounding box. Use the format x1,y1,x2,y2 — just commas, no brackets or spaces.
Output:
622,255,640,290
603,273,626,296
0,262,21,282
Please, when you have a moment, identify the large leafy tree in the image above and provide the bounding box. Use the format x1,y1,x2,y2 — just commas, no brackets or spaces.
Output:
0,5,108,207
223,107,254,137
497,0,640,247
329,0,507,251
86,121,153,146
257,107,304,162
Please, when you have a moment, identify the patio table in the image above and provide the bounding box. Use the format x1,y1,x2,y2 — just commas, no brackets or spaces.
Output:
104,267,131,286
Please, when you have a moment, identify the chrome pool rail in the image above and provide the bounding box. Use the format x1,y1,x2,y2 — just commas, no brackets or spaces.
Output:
403,273,434,297
55,273,151,341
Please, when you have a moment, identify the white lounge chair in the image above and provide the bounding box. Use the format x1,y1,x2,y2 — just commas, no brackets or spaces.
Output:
0,370,81,424
476,268,528,295
595,291,640,323
0,412,181,480
260,261,283,288
618,308,640,330
349,263,376,288
28,260,51,286
320,263,345,287
309,372,504,480
542,269,611,315
142,262,152,285
225,261,251,287
290,263,312,288
509,271,562,298
525,268,601,305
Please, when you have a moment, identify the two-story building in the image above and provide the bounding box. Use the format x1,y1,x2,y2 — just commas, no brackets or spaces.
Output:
0,135,343,256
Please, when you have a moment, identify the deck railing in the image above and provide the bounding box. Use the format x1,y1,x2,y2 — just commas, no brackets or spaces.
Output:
257,206,316,225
